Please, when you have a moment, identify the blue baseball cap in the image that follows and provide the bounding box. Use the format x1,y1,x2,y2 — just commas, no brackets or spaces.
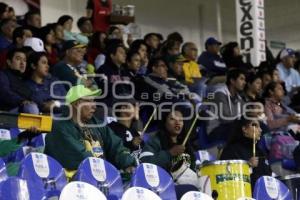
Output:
205,37,222,48
280,48,295,60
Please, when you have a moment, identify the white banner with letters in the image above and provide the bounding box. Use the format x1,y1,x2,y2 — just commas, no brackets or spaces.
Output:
236,0,266,67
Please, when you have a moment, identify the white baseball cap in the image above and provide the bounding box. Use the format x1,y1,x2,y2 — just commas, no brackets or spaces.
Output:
24,37,45,52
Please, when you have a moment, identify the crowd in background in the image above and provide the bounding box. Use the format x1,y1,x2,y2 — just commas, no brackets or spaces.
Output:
1,0,300,194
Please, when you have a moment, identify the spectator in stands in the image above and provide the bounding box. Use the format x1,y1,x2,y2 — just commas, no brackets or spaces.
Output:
77,17,93,38
108,26,123,40
0,18,17,50
0,48,39,114
167,54,187,83
50,23,65,58
198,37,226,78
166,32,184,47
108,98,143,152
140,108,195,175
11,26,33,49
57,15,74,40
181,42,202,85
75,17,92,45
242,73,262,102
130,39,148,75
263,81,300,132
207,69,246,141
51,40,87,89
96,39,130,106
160,40,181,64
38,25,58,67
144,32,163,60
24,11,41,36
220,117,272,187
134,57,199,104
86,0,112,32
123,50,142,79
45,85,136,173
221,42,253,71
7,6,15,20
0,2,9,20
276,48,300,93
0,26,32,70
26,52,66,114
87,31,107,70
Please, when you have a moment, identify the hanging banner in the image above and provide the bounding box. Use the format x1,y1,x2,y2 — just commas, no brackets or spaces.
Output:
236,0,266,67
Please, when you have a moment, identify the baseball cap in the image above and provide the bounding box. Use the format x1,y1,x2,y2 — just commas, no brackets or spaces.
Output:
280,48,295,60
24,37,45,52
63,40,86,51
205,37,222,47
65,85,102,104
169,54,188,63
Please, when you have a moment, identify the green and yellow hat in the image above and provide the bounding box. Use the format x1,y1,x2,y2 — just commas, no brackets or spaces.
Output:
65,85,101,104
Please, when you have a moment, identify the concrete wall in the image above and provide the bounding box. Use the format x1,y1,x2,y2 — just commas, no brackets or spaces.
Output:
39,0,300,55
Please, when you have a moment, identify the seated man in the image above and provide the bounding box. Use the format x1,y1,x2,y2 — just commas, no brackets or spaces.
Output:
0,48,38,114
44,85,136,174
207,69,246,141
198,37,226,78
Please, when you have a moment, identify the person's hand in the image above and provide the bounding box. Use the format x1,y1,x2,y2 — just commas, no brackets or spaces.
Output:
42,101,55,112
26,126,39,134
125,166,135,174
288,115,300,123
169,145,185,157
249,157,259,168
132,136,142,147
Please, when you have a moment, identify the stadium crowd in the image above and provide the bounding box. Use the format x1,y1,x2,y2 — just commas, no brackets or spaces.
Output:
1,0,300,199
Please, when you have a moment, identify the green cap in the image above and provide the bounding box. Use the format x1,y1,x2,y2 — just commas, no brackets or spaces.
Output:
169,54,188,63
65,85,101,104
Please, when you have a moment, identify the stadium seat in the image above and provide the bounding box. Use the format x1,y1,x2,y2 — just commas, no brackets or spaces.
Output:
282,159,297,171
29,133,47,147
180,191,213,200
74,157,123,200
253,176,292,200
0,128,20,140
121,186,162,200
131,163,176,200
194,150,216,166
59,181,107,200
0,177,30,200
0,158,7,182
17,152,67,199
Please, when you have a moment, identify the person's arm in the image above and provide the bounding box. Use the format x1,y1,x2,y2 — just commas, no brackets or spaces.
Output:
0,71,25,108
139,138,172,170
100,126,136,169
52,65,78,86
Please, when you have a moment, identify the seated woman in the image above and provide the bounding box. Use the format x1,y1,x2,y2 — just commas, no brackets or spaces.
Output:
220,117,272,187
263,81,300,132
140,108,197,186
26,52,66,114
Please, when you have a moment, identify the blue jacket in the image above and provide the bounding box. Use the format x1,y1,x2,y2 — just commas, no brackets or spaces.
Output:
0,69,32,110
26,76,66,110
198,51,227,77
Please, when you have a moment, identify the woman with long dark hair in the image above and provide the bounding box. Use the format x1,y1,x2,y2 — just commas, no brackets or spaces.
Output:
140,108,195,173
220,117,272,187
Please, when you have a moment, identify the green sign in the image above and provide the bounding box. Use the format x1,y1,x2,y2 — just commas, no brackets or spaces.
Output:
270,41,286,49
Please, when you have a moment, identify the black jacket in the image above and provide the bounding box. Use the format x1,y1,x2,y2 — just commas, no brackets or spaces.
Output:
108,121,143,152
0,69,32,110
220,137,272,187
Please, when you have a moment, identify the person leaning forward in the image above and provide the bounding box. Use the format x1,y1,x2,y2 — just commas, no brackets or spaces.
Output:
44,85,136,175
